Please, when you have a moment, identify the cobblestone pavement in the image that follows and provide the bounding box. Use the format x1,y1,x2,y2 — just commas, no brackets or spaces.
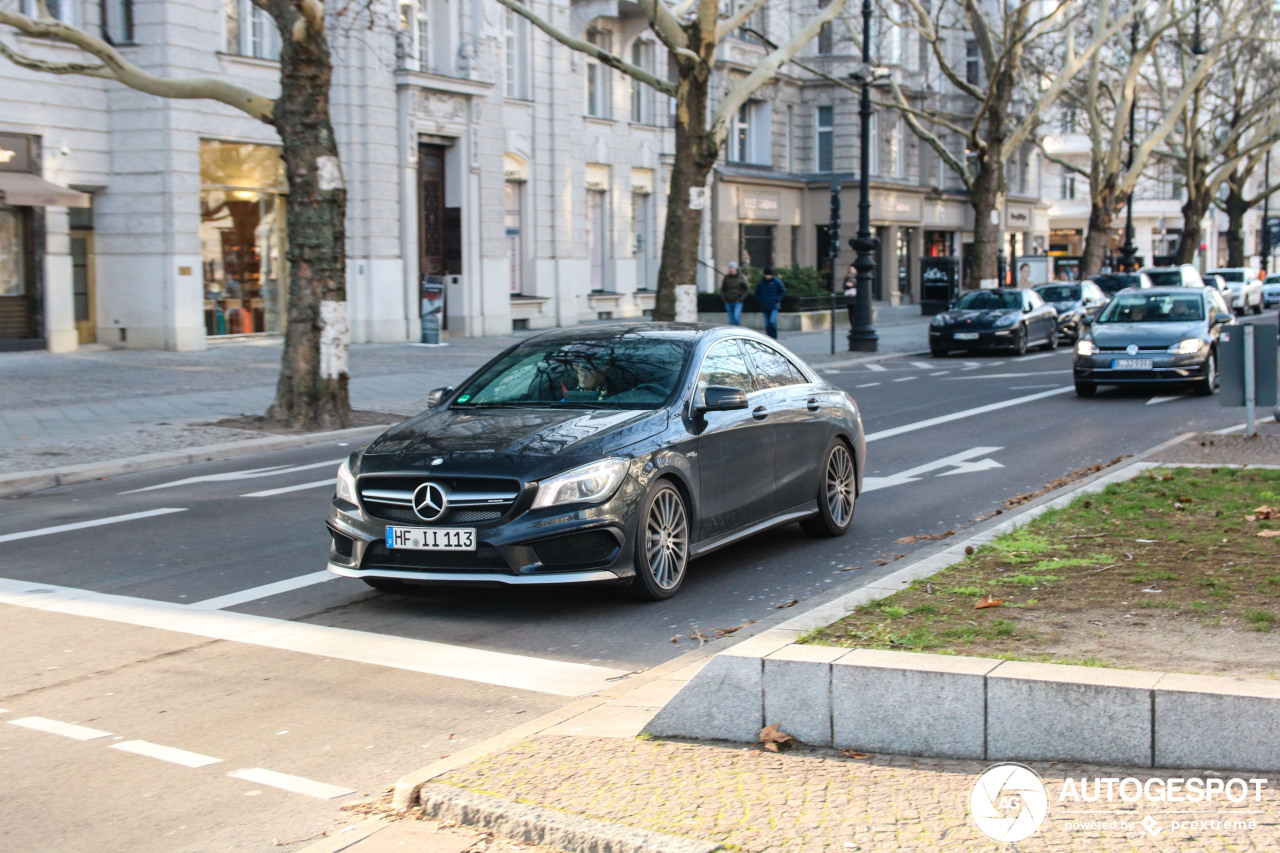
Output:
437,736,1280,853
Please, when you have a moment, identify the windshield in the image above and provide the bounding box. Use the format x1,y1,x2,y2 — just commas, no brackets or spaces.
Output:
451,336,692,409
1209,270,1245,283
1035,285,1080,303
1145,270,1184,287
1089,275,1136,296
953,290,1022,310
1098,292,1204,324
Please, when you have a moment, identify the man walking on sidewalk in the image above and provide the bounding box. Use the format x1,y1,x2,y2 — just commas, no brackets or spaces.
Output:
755,267,786,339
720,262,750,326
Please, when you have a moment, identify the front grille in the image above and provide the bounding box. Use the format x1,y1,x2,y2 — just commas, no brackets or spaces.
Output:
358,475,521,524
1097,346,1165,353
533,531,620,568
360,541,511,572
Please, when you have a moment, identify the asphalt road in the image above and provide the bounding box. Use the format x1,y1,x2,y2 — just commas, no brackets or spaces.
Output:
1,313,1273,852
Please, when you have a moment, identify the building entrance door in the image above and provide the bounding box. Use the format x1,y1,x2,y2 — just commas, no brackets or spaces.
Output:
419,143,447,278
71,229,95,343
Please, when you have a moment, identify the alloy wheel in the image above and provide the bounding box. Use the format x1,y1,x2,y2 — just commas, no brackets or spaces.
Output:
643,486,688,590
824,444,856,528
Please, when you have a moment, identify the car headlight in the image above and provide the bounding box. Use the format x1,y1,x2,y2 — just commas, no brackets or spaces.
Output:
931,314,953,327
335,458,357,503
993,314,1018,328
1168,338,1203,355
532,458,630,509
1075,339,1097,356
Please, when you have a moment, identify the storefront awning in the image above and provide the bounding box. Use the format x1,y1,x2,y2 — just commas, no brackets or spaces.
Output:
0,172,90,208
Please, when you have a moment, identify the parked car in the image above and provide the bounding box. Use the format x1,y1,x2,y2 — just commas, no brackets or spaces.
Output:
1204,267,1264,315
1087,272,1154,297
325,324,866,601
1073,286,1235,397
1033,280,1110,341
1263,273,1280,309
1204,274,1231,298
929,287,1058,356
1138,264,1205,288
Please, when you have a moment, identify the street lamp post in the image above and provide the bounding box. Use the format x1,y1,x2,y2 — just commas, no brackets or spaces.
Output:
1263,149,1271,275
829,177,841,354
1118,16,1140,272
847,0,879,352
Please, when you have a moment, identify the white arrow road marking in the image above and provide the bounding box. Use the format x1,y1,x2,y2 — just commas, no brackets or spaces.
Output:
189,570,336,610
0,578,630,697
0,508,187,544
122,458,345,494
228,768,354,799
861,447,1003,492
9,717,112,741
241,479,334,498
111,740,222,768
865,387,1073,442
1146,395,1183,405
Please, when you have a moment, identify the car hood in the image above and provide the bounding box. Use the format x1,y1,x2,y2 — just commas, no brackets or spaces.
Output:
1090,321,1203,347
942,309,1021,327
361,406,669,464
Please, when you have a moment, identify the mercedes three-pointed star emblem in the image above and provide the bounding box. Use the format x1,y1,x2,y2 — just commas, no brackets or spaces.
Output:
412,482,448,522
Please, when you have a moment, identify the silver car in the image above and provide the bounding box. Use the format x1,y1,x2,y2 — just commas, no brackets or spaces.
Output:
1263,273,1280,309
1204,268,1264,315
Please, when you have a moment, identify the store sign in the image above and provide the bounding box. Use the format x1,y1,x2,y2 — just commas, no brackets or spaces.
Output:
738,190,780,220
871,191,921,221
1006,204,1034,227
0,133,34,173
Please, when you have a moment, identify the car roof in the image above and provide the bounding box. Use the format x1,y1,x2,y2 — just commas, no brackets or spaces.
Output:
1125,285,1209,296
520,322,775,347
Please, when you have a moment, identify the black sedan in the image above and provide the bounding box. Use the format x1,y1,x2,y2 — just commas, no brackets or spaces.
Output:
928,287,1058,356
1073,286,1235,397
326,324,866,601
1033,280,1110,341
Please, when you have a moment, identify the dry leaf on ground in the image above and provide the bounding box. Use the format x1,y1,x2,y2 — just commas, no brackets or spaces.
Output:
1247,506,1280,521
1258,530,1280,538
841,749,869,759
974,596,1005,609
894,531,957,544
757,723,795,753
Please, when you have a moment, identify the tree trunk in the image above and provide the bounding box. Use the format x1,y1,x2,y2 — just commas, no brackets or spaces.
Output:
967,148,1003,288
654,64,717,321
1174,192,1211,266
1079,189,1118,279
263,4,352,429
1225,180,1248,267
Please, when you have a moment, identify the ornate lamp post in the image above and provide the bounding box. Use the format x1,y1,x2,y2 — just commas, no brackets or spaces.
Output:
829,177,841,354
847,0,879,352
1117,16,1140,272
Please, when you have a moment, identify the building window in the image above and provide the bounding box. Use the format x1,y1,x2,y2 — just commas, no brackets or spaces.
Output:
867,112,880,176
586,28,612,118
21,0,73,24
1060,170,1076,200
504,2,530,99
965,40,979,85
227,0,280,60
817,0,832,54
737,0,766,43
886,114,904,178
630,41,654,124
199,140,288,337
632,191,651,289
587,189,609,288
397,0,430,71
885,17,902,66
816,106,834,173
102,0,134,44
740,224,775,271
505,180,523,293
731,99,771,166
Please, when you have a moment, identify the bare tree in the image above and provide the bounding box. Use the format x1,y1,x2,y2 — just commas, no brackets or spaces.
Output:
497,0,849,321
882,0,1137,286
0,0,351,429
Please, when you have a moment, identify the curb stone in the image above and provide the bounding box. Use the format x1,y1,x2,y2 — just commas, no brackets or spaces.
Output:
417,783,724,853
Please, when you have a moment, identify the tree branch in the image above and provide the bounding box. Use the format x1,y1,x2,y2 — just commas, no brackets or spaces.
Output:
636,0,695,59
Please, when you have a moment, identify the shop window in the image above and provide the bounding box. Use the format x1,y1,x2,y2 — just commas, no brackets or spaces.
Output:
0,206,35,340
199,140,288,337
739,223,775,271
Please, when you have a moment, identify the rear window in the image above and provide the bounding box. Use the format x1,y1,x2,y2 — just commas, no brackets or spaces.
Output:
1145,270,1184,287
1089,275,1136,296
1035,285,1081,302
1209,271,1245,283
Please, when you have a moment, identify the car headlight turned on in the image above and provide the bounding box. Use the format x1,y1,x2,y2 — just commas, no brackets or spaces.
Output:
532,458,630,509
1076,339,1098,356
993,314,1017,328
336,458,357,503
1168,338,1204,355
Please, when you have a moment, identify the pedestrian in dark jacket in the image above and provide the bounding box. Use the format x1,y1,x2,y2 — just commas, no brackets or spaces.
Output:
754,267,786,339
719,261,750,325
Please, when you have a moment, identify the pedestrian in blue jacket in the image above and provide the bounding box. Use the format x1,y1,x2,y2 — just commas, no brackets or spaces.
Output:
754,267,786,339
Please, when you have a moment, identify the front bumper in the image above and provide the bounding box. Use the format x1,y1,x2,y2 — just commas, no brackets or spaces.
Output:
1263,289,1280,307
325,479,642,587
929,326,1020,351
1073,352,1211,386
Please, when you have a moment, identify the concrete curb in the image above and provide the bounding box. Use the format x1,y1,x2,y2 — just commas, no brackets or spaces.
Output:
0,424,392,498
418,783,723,853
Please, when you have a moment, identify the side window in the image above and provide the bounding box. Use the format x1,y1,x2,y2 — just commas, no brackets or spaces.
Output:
743,340,808,389
1025,291,1043,310
697,340,754,394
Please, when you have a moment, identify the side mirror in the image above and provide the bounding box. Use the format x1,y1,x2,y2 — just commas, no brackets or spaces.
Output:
696,385,749,413
1213,313,1233,326
426,386,454,408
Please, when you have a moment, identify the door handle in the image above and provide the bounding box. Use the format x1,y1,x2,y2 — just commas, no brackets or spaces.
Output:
752,406,769,421
807,398,821,412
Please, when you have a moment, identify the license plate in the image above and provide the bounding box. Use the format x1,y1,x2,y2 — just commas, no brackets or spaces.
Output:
954,332,979,340
1112,358,1153,370
385,526,476,551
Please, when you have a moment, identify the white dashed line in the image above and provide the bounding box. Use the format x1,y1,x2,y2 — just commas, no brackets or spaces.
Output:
865,386,1073,442
228,768,354,799
0,509,187,544
864,363,888,372
910,361,934,370
240,479,334,498
1147,395,1183,405
189,570,336,610
892,376,919,383
111,740,222,768
929,371,950,376
124,459,345,494
9,717,112,741
855,382,881,388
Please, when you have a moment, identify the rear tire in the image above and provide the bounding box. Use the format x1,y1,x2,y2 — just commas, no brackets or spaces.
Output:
623,481,690,601
1193,350,1217,396
1074,382,1097,398
801,440,857,537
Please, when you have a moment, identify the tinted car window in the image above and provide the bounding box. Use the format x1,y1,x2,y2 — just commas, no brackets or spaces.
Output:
1089,274,1138,296
742,340,809,389
1145,270,1184,287
1099,292,1205,323
1036,285,1081,302
1210,270,1245,282
954,290,1021,310
697,339,754,394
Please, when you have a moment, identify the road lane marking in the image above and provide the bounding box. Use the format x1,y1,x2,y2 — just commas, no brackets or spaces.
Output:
240,479,334,498
123,459,345,494
111,740,222,768
892,376,918,382
1147,395,1183,405
942,370,1071,380
9,717,112,741
855,382,881,388
0,578,630,697
1019,351,1064,361
189,571,336,610
863,447,1003,492
929,371,950,376
0,508,187,544
865,386,1074,443
228,768,354,799
864,363,888,371
910,361,935,370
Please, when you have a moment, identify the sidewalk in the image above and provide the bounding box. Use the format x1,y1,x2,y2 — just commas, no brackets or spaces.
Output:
0,306,931,480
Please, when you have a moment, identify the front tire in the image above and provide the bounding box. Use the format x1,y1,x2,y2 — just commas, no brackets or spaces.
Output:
930,346,948,358
1074,381,1097,398
623,481,690,601
1193,350,1217,396
1253,297,1264,315
1043,327,1059,350
1013,326,1028,356
801,440,857,537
